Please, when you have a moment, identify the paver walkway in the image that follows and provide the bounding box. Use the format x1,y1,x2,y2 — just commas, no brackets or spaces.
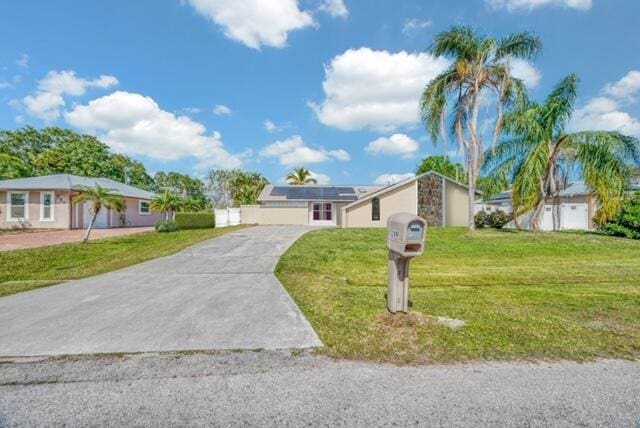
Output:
0,227,154,252
0,226,321,356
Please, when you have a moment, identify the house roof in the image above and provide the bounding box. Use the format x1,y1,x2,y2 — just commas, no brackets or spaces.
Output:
343,170,479,210
0,174,155,199
258,184,383,202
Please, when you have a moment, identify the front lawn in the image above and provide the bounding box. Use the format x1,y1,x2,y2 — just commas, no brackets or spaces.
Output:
0,225,246,297
276,228,640,364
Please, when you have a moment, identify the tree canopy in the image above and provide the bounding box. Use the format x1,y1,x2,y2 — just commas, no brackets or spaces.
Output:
416,155,466,182
206,169,269,207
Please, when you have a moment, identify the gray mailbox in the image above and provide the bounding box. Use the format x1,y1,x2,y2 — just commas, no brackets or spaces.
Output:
386,213,426,313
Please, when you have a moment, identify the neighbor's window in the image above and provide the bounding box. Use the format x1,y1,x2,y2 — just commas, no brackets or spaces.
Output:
372,198,380,221
139,200,150,215
41,192,54,221
9,192,27,220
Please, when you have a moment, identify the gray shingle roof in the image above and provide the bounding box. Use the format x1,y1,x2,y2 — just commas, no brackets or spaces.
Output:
0,174,155,199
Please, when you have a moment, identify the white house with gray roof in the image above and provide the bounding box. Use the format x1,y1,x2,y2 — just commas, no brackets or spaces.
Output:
0,174,163,230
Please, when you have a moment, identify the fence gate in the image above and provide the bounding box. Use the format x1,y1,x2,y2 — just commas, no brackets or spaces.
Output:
214,208,241,228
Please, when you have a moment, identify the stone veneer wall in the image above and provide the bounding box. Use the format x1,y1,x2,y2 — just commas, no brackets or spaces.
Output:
417,174,443,227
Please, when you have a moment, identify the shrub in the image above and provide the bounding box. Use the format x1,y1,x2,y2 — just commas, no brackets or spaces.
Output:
486,210,510,229
155,220,180,233
599,193,640,239
174,212,215,229
474,211,488,228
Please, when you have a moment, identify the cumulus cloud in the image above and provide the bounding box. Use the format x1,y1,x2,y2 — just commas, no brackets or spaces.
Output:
23,70,118,123
310,47,450,132
260,135,349,166
374,173,415,185
569,96,640,137
486,0,592,12
184,0,316,49
510,58,542,88
318,0,348,18
65,91,243,169
402,18,432,36
603,70,640,102
365,133,419,158
213,104,232,115
569,70,640,137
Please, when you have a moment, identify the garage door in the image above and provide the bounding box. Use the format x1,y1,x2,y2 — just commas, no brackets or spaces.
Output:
561,203,588,230
83,203,109,229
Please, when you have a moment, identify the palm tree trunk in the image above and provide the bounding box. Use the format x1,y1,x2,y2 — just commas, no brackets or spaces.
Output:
165,211,169,221
466,85,482,233
83,211,98,243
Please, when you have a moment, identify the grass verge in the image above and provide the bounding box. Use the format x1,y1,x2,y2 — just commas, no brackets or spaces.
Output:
276,227,640,364
0,225,246,297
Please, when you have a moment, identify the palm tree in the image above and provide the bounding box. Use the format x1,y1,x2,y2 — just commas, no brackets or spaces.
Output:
421,26,541,231
286,167,317,185
483,74,640,231
73,184,125,243
150,190,183,220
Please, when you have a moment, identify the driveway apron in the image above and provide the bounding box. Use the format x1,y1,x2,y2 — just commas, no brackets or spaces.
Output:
0,226,322,356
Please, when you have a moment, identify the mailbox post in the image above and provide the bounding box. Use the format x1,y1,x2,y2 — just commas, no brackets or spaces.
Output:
386,213,426,313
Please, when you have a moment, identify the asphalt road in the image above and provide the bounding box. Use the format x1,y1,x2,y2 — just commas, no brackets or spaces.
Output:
1,351,638,427
0,226,321,356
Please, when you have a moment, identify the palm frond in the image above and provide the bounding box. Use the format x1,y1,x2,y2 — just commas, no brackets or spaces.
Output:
495,32,542,59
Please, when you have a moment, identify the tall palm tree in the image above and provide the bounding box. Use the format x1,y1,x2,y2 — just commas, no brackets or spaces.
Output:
286,167,317,185
73,184,125,243
483,74,640,231
421,26,541,231
150,190,183,220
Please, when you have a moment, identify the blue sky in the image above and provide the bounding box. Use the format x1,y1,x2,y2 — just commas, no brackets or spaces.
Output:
1,0,639,185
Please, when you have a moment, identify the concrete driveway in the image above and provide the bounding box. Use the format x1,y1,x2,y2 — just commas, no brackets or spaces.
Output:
0,226,322,356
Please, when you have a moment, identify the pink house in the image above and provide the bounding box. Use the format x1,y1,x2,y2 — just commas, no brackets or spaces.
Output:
0,174,164,230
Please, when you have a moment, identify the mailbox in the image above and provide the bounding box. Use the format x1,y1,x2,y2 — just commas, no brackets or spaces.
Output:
386,213,427,313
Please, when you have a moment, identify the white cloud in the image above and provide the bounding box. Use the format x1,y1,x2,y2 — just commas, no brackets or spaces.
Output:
213,104,232,115
486,0,592,12
603,70,640,102
310,47,450,131
184,0,316,49
65,91,243,169
374,173,415,185
260,135,349,166
569,96,640,137
318,0,348,18
402,18,432,36
309,170,331,184
23,70,118,123
0,81,11,89
16,54,29,68
365,133,419,158
264,119,279,133
510,58,542,88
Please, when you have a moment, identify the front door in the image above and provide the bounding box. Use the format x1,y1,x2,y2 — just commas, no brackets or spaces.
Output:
310,202,335,226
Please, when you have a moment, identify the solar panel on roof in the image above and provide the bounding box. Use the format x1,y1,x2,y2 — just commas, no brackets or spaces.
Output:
270,186,357,201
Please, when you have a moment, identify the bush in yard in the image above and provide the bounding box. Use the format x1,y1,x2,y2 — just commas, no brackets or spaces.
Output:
474,211,488,228
599,193,640,239
174,212,216,229
155,220,180,233
487,210,510,229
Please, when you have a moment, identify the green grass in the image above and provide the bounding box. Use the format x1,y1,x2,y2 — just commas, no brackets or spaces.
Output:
0,226,246,297
276,228,640,364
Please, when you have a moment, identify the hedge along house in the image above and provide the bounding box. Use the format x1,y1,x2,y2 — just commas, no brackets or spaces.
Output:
241,171,479,228
0,174,164,230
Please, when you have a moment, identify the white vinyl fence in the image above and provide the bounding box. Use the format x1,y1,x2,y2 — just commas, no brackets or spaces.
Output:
214,207,241,228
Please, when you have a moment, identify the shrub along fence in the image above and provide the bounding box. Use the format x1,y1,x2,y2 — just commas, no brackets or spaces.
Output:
174,212,216,229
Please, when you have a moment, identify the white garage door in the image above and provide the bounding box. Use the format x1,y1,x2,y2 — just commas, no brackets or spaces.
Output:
561,203,588,230
83,203,108,229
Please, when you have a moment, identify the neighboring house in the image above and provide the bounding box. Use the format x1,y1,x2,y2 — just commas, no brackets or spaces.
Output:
0,174,163,230
477,181,640,231
242,171,480,228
